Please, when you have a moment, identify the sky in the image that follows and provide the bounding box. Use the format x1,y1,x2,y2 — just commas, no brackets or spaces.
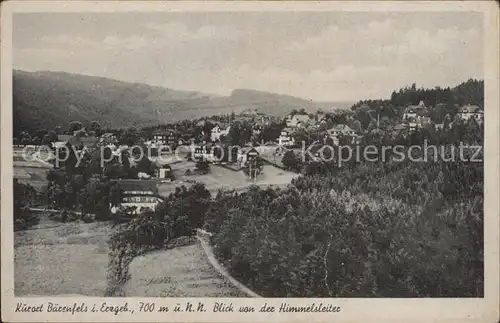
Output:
13,12,483,102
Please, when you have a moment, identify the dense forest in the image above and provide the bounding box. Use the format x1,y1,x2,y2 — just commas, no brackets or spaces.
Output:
204,119,483,297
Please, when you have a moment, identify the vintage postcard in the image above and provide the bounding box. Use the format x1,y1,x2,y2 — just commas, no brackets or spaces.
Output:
1,1,499,322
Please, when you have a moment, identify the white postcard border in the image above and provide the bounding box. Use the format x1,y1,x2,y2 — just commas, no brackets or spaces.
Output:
1,2,499,323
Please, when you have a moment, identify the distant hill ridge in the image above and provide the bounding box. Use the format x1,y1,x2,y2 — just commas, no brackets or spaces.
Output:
13,70,351,136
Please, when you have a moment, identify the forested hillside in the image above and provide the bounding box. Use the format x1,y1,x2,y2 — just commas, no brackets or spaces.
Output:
13,70,215,136
348,79,484,129
12,70,350,137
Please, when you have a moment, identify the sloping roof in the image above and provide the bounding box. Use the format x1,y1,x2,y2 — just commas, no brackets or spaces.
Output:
152,128,178,136
292,114,311,122
240,147,259,154
212,122,230,129
460,105,482,113
328,124,355,133
112,179,159,195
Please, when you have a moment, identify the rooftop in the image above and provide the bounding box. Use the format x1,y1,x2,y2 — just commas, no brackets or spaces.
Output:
152,128,178,136
327,124,356,133
111,179,159,196
291,114,312,122
240,147,259,154
460,105,483,113
57,134,98,147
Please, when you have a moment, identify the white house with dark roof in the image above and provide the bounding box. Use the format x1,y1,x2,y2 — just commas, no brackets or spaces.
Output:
325,124,357,145
110,179,163,215
193,142,217,162
278,127,296,147
151,129,179,147
403,101,428,121
326,124,356,137
237,147,260,167
459,105,484,122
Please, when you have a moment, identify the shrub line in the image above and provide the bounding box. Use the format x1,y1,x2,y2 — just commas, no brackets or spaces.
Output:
195,230,261,298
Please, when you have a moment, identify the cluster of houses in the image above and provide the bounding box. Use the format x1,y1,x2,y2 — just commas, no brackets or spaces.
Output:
458,104,484,122
388,101,484,138
43,102,483,216
50,129,173,181
277,112,359,148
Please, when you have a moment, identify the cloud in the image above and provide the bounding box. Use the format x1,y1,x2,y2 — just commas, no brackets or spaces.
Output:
191,64,393,101
39,35,97,48
13,13,483,102
144,21,240,42
375,26,480,58
102,35,149,51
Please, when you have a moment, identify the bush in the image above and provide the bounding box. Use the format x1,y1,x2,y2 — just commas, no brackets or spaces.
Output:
158,183,211,238
105,209,170,296
14,181,39,231
165,236,198,249
195,160,210,174
282,151,302,172
82,214,95,223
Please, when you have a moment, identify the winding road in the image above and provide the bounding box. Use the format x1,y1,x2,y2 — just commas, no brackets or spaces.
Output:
14,215,249,297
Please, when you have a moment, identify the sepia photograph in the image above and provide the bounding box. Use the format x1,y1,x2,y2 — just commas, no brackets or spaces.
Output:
1,1,499,323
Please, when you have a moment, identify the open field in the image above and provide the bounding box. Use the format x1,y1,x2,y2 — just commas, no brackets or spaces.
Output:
13,147,53,191
14,214,246,297
14,216,113,296
13,166,51,191
158,161,299,197
125,242,245,297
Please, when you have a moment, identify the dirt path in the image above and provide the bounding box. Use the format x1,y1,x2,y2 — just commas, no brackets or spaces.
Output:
15,215,247,297
124,242,247,297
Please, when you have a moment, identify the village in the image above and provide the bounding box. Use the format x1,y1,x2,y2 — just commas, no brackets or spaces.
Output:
12,82,485,299
14,101,484,218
